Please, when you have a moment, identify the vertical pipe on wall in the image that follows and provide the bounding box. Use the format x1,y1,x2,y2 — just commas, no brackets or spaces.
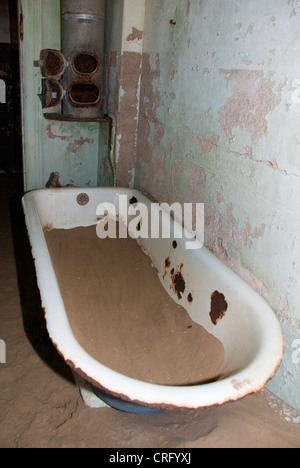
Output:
61,0,106,118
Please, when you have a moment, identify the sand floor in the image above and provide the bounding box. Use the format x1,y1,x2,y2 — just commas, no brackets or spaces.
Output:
1,173,300,448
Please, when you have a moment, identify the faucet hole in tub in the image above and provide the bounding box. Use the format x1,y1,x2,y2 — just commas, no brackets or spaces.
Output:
77,193,90,206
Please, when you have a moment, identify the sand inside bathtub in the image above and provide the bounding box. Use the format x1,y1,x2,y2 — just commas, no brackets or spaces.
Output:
45,225,225,386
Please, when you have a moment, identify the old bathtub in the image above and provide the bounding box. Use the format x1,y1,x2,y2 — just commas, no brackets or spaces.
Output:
22,187,284,412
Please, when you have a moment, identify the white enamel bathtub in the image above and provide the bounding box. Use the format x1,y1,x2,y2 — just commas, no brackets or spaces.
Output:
22,187,284,411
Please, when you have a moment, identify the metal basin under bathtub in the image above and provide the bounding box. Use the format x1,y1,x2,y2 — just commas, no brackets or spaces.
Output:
22,187,284,413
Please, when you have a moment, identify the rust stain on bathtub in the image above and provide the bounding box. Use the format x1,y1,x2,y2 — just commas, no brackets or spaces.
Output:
162,256,171,280
187,293,193,303
162,241,179,280
129,196,138,205
42,307,48,322
171,263,185,300
210,291,228,325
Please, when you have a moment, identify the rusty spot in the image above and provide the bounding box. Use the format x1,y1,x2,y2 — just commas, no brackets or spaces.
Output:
163,256,172,280
187,293,193,303
172,240,178,249
129,196,138,205
42,49,65,78
171,263,185,300
210,291,228,325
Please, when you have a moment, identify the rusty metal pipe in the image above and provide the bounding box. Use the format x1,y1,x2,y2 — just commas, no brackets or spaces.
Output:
61,0,106,118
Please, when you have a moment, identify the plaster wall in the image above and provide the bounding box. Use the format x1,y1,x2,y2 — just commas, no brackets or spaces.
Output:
106,0,145,187
134,0,300,411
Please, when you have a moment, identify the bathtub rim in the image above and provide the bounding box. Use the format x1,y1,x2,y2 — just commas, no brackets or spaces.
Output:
22,187,284,411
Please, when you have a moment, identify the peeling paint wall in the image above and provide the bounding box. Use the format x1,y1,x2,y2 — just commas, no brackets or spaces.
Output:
106,0,145,187
19,0,111,190
134,0,300,411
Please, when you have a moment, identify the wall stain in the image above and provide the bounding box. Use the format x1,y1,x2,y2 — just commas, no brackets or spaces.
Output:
194,133,219,155
126,27,143,42
46,124,71,141
67,136,94,154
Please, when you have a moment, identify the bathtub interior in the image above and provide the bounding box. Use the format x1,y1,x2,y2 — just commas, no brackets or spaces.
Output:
22,187,284,409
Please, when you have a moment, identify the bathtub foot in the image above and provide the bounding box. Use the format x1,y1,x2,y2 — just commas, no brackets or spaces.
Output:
73,371,164,413
72,372,109,409
89,383,165,414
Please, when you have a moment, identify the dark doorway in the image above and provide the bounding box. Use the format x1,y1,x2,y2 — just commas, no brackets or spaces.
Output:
0,0,22,178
